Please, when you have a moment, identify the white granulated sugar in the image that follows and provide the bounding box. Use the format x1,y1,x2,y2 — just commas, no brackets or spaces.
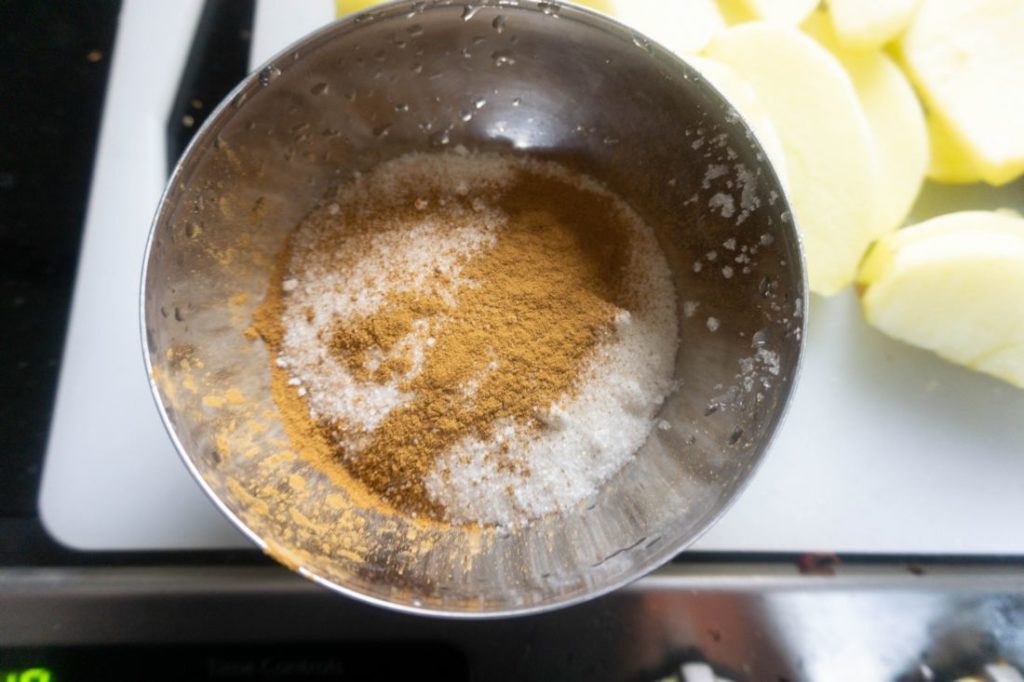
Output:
734,164,760,225
282,151,678,527
701,164,729,189
708,193,736,219
757,348,781,376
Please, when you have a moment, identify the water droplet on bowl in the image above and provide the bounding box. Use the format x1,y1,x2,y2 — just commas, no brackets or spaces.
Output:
460,110,474,122
407,23,424,36
512,97,521,107
373,123,393,137
631,35,652,52
429,129,451,146
538,2,560,16
395,102,410,112
492,15,506,32
462,4,482,21
310,82,329,96
258,65,281,87
472,96,486,109
492,50,516,67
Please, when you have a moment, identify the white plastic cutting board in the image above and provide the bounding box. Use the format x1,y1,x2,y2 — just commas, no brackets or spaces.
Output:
39,0,1024,553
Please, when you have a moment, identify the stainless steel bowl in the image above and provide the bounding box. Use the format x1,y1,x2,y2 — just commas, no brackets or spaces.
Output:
142,0,806,617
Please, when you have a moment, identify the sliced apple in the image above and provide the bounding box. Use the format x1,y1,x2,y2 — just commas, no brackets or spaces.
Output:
826,0,921,50
705,22,880,295
804,12,928,233
858,211,1024,389
926,113,986,184
738,0,820,24
570,0,616,13
335,0,381,16
608,0,725,53
685,56,789,187
900,0,1024,186
718,0,758,25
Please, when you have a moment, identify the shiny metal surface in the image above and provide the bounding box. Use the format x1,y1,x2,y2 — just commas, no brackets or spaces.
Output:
2,565,1023,681
141,0,804,616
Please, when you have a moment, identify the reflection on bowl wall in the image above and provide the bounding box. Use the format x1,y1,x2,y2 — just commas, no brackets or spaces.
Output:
141,0,805,617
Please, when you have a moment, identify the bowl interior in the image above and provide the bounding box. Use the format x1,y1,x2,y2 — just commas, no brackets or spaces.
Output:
142,0,804,616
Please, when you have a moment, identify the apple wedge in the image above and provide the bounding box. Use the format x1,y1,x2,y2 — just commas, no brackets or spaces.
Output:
608,0,725,53
858,211,1024,389
685,56,789,187
900,0,1024,186
826,0,921,49
705,23,881,295
926,113,986,185
718,0,758,25
738,0,820,24
804,12,928,233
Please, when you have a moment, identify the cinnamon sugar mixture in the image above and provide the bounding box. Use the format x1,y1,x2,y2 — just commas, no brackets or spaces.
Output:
256,152,677,527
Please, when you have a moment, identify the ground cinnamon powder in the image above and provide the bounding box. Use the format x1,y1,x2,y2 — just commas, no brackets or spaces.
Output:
259,167,637,522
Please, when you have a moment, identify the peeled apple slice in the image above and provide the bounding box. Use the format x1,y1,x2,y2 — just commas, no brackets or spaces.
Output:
335,0,380,15
705,23,880,295
900,0,1024,186
607,0,725,53
926,113,986,184
568,0,616,13
804,12,928,233
718,0,758,25
826,0,921,50
857,211,1024,389
685,56,789,187
738,0,820,24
